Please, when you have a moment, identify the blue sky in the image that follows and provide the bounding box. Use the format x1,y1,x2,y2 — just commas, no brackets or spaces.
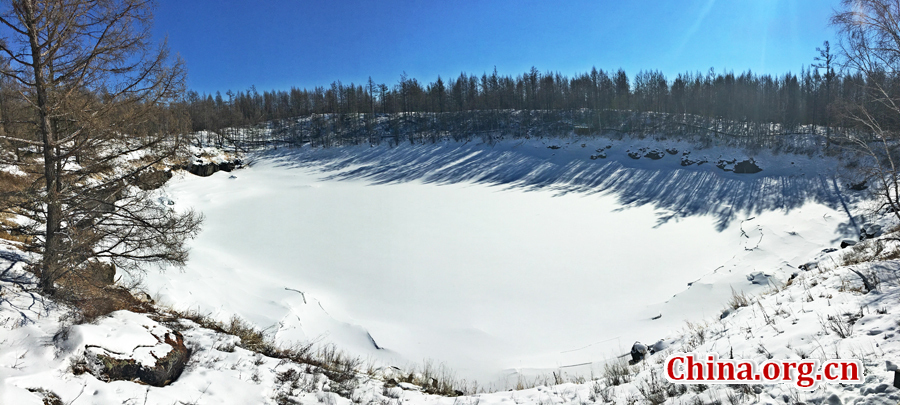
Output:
153,0,841,95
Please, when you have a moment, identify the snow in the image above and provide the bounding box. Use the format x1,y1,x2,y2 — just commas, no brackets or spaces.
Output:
139,136,860,385
4,135,899,404
74,311,176,367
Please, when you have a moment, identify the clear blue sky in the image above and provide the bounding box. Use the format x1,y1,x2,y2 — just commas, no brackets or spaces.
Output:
152,0,841,95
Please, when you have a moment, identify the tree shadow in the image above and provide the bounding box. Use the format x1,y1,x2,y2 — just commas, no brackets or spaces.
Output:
0,249,48,327
260,141,859,232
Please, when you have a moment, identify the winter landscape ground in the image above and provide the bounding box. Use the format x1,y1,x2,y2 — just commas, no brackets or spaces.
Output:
2,133,899,404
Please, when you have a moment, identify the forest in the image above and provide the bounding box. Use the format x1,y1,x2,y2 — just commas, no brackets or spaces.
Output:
182,42,872,142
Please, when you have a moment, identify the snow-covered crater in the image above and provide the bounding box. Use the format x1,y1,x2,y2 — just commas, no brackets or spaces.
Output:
141,136,861,385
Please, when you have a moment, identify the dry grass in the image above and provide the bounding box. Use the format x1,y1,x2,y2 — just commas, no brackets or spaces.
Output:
52,269,154,324
157,307,473,397
842,237,900,266
0,169,34,245
0,215,31,244
602,358,633,386
25,388,63,405
728,287,751,309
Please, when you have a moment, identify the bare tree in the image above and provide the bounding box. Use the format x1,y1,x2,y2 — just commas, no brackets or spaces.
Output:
0,0,201,295
832,0,900,220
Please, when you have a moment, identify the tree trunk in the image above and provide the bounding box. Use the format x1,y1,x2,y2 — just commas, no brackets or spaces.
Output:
22,0,61,294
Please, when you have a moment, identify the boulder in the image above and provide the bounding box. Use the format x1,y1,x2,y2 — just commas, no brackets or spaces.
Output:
716,159,737,171
78,311,191,387
841,239,858,249
590,152,607,160
733,160,762,174
798,262,818,271
643,149,665,160
681,157,695,166
627,150,642,160
681,155,707,166
186,158,242,177
630,341,648,364
848,181,868,191
860,224,882,240
746,272,772,285
134,169,173,190
187,161,218,177
665,148,679,155
649,339,667,354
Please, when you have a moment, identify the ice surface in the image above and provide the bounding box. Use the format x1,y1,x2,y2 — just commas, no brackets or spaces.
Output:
139,137,857,384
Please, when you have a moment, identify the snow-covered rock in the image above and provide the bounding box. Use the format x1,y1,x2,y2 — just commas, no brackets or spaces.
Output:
75,311,191,386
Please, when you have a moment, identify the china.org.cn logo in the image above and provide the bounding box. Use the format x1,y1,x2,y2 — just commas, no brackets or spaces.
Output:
664,353,862,390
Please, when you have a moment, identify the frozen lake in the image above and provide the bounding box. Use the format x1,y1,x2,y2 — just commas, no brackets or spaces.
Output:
142,138,856,385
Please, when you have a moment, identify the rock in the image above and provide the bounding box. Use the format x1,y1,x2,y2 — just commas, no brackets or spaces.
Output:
747,272,771,285
665,148,678,155
826,393,842,405
649,339,668,354
547,145,561,150
821,248,838,254
79,312,191,387
798,262,818,271
627,150,642,160
861,383,891,395
887,360,898,372
644,149,665,160
25,388,61,405
681,154,707,166
733,160,762,174
848,181,868,191
398,382,421,391
860,224,882,240
134,292,154,304
841,239,858,249
720,308,732,319
186,158,242,177
218,161,239,172
187,161,218,177
590,153,607,160
630,341,648,364
134,169,173,191
716,159,736,171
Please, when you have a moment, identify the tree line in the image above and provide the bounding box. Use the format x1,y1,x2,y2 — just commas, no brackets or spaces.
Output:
183,42,879,137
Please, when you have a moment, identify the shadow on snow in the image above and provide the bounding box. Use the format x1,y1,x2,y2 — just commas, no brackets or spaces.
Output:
259,141,861,234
